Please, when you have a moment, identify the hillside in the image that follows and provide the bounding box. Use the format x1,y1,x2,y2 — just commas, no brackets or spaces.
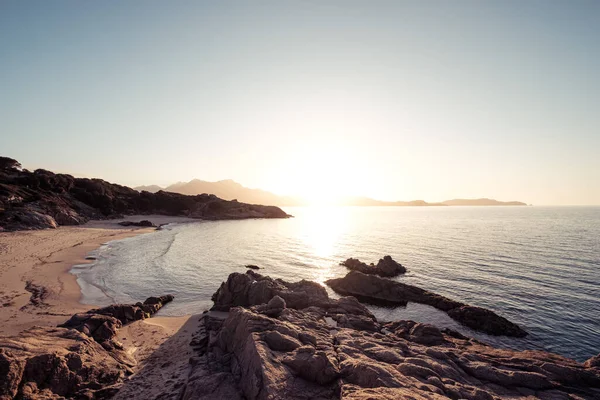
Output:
0,157,289,231
136,179,304,206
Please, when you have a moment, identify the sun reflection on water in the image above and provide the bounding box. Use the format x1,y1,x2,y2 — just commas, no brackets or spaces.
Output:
297,205,347,284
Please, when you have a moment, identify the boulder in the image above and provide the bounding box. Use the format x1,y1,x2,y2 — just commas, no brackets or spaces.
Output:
257,295,287,317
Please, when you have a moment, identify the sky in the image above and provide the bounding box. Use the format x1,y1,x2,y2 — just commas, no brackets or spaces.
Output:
1,1,599,205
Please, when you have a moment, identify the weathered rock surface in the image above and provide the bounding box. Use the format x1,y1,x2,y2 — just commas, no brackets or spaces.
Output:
0,327,132,400
341,255,406,277
326,271,527,337
178,277,600,400
59,295,173,346
0,295,172,399
211,271,379,332
586,354,600,369
0,156,290,231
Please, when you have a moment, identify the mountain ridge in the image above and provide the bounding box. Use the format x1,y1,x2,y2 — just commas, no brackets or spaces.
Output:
135,180,527,207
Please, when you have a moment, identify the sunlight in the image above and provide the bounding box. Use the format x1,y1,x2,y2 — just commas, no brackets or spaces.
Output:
298,205,346,259
266,140,376,205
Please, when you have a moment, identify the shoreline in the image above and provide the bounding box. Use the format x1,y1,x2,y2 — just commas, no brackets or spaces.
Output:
0,215,197,337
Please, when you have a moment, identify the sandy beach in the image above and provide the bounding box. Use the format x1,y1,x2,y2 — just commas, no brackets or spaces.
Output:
0,215,199,362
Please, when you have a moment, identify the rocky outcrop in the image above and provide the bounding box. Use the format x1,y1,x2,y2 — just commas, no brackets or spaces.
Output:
0,295,172,399
59,295,174,346
326,271,527,337
341,255,406,277
211,270,330,311
174,275,600,399
211,271,380,332
0,157,290,231
0,327,133,400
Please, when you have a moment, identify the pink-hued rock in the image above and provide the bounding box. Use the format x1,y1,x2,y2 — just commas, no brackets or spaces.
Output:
183,303,600,400
0,295,173,399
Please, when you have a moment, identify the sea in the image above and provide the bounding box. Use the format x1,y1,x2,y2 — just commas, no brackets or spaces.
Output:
71,206,600,362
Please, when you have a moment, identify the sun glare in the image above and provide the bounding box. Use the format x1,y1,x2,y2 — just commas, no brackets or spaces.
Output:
298,205,346,259
267,141,371,206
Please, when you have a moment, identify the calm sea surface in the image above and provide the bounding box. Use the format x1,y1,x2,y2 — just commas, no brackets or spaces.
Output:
72,206,600,362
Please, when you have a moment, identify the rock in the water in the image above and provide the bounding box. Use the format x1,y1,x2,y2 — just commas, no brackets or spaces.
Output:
245,264,260,270
447,304,527,337
341,255,406,277
586,354,600,369
326,270,527,337
118,219,155,227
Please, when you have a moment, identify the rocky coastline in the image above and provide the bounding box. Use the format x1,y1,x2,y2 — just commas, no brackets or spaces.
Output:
0,295,173,399
0,157,290,231
1,270,599,399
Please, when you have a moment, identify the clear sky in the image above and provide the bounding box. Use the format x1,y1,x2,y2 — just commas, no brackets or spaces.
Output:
1,1,599,205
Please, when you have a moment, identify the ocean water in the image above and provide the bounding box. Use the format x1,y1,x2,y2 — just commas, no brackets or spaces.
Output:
72,206,600,362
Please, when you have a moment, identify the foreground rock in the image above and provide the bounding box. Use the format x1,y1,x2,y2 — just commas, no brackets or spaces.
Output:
0,295,173,399
0,156,290,231
341,255,406,277
169,273,600,399
326,271,527,337
59,295,174,345
211,270,379,332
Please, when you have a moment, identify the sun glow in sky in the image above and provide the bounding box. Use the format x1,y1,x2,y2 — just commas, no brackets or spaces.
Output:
1,1,600,205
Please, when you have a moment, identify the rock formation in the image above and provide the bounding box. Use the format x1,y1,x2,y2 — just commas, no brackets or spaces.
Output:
326,271,527,337
170,272,600,399
340,255,406,277
0,295,173,399
118,220,155,227
0,156,290,231
211,271,379,331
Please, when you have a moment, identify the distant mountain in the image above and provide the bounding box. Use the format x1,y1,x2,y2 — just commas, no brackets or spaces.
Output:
136,179,304,206
442,198,527,206
135,181,527,207
338,197,446,207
